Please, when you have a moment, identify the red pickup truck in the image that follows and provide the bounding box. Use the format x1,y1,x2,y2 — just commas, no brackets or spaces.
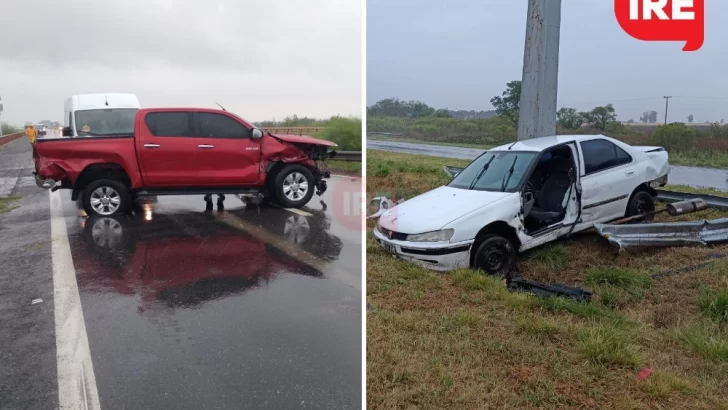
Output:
33,107,337,216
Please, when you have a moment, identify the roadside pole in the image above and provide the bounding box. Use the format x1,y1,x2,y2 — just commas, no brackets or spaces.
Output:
517,0,562,141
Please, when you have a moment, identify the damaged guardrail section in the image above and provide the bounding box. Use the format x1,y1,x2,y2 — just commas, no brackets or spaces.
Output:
594,218,728,250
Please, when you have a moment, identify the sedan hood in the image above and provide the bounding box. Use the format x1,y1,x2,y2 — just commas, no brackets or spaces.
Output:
379,186,513,234
270,133,337,147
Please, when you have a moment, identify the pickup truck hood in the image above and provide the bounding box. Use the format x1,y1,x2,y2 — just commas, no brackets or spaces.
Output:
270,133,337,147
378,186,513,234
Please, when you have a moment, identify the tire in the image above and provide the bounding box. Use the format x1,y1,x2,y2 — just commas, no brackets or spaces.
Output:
472,234,517,276
272,165,315,208
626,190,655,222
82,179,131,216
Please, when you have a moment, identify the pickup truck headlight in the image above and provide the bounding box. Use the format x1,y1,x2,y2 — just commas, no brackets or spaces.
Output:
407,229,454,242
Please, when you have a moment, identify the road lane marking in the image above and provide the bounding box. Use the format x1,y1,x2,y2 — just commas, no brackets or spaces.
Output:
275,205,313,217
50,190,101,410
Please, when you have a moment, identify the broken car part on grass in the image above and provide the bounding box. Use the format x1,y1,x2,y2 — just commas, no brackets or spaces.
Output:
506,277,592,302
595,217,728,250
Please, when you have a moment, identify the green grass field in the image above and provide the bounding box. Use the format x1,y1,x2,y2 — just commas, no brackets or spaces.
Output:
366,150,728,409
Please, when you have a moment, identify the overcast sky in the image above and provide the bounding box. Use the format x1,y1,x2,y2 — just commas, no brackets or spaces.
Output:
0,0,361,125
367,0,727,123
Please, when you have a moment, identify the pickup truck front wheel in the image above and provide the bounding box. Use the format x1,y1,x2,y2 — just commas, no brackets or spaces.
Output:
273,165,315,208
82,179,131,216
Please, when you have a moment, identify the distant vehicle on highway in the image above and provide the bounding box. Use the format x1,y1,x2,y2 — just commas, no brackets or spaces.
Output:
374,135,669,275
62,93,141,138
33,107,337,215
35,124,47,137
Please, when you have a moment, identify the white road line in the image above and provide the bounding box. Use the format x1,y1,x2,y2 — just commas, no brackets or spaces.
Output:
49,190,101,410
275,205,313,217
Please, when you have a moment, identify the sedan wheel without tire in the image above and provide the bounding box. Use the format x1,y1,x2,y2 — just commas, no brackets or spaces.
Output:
473,235,516,276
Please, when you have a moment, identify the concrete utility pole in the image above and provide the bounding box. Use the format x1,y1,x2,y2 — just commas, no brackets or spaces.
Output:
663,96,672,125
517,0,562,141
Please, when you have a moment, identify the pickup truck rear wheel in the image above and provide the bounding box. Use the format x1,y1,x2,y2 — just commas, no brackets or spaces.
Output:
473,235,516,276
273,165,315,208
82,179,130,216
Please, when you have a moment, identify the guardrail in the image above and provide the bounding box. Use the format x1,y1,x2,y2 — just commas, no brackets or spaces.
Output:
656,189,728,210
263,127,325,135
0,132,25,146
334,151,362,162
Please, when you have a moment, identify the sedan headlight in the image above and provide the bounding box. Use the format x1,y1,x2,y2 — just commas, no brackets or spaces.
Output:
407,229,454,242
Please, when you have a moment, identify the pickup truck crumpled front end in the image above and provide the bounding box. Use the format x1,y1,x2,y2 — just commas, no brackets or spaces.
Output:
261,134,337,197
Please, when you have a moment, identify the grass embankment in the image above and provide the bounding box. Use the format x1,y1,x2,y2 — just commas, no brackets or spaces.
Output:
326,159,361,175
367,116,728,169
366,150,728,409
0,196,21,214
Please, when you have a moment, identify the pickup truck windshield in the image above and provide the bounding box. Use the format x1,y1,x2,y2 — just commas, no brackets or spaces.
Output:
75,108,138,136
448,151,537,192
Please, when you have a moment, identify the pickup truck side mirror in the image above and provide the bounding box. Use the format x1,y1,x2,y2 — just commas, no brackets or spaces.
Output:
61,127,72,137
251,128,263,139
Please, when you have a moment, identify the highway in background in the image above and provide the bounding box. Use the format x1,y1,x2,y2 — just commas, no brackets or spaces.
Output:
368,139,728,191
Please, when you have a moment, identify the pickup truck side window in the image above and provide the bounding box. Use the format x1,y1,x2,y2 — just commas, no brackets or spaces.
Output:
197,112,249,139
581,139,633,175
145,112,193,137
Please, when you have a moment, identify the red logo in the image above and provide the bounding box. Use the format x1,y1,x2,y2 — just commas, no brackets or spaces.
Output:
615,0,704,51
331,176,365,231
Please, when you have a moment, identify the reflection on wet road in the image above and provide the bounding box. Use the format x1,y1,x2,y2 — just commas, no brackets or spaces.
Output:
368,139,728,190
61,177,361,409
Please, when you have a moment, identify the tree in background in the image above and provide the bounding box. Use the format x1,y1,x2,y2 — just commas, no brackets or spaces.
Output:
322,116,361,151
1,123,21,134
581,104,617,131
640,110,658,123
556,107,584,130
366,98,441,118
490,81,521,125
688,114,694,124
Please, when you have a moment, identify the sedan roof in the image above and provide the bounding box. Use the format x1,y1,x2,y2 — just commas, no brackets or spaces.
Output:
490,134,609,152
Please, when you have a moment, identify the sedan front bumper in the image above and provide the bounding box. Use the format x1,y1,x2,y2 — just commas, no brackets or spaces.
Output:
372,227,473,271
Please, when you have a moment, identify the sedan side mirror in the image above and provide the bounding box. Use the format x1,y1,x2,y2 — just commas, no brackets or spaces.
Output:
251,128,263,139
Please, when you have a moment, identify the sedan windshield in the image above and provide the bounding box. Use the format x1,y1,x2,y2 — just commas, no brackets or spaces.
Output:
448,151,537,191
75,108,138,136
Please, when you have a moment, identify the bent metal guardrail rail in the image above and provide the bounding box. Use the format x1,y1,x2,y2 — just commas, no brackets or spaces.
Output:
263,127,325,135
333,151,361,162
0,132,25,146
656,189,728,210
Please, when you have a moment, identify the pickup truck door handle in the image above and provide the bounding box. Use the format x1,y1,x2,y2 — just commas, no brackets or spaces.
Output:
143,144,160,148
198,144,215,149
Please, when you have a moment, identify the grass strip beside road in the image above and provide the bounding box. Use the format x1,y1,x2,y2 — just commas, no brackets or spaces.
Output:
366,149,728,409
368,134,728,170
0,196,22,214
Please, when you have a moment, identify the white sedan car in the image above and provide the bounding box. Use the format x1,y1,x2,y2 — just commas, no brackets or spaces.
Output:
374,134,669,275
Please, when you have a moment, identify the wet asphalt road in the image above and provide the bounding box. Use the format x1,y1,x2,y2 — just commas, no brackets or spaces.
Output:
0,137,362,409
368,139,728,190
